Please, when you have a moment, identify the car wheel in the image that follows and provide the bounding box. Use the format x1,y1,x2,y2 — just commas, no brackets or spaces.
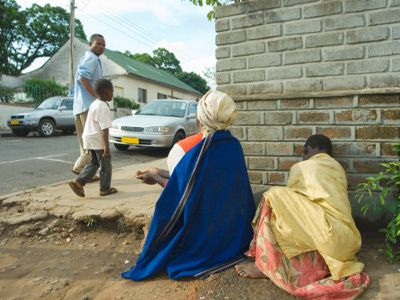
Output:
12,129,30,137
172,131,185,147
38,119,56,137
114,143,130,151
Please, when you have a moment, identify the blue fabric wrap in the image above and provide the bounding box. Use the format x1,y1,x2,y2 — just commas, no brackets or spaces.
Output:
121,130,256,280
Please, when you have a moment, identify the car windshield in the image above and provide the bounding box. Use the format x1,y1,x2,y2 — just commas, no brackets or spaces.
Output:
37,97,61,110
136,101,187,118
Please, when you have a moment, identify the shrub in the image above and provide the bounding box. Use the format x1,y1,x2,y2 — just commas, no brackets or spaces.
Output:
113,96,140,110
0,85,14,102
356,143,400,261
23,78,67,105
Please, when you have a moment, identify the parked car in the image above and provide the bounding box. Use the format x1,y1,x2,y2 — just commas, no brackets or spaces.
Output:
110,99,198,150
7,96,75,137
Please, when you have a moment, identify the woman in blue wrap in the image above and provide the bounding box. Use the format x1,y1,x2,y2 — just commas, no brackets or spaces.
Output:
122,90,256,280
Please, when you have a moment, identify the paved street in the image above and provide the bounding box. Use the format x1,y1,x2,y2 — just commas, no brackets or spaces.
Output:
0,134,168,195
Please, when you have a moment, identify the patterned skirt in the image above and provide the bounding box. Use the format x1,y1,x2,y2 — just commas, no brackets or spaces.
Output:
247,200,370,300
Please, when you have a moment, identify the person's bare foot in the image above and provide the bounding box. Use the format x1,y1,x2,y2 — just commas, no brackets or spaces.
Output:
235,261,266,279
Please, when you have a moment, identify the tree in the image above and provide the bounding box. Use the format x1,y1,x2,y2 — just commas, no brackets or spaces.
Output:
126,47,209,94
129,52,156,67
177,71,209,94
186,0,241,20
152,48,182,75
0,1,86,75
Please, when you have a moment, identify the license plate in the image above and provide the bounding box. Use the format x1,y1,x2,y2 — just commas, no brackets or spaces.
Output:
121,137,139,144
10,120,20,125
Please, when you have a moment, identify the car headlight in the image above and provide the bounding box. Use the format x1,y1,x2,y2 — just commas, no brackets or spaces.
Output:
144,126,170,133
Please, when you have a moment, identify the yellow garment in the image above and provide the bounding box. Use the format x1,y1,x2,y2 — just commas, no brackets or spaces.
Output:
260,153,364,280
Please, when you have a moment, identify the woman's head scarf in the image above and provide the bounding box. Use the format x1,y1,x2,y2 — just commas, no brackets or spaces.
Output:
197,90,237,134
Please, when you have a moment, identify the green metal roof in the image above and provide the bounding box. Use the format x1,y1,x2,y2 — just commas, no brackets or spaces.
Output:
103,48,202,96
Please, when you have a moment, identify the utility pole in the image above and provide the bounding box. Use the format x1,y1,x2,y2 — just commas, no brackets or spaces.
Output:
69,0,75,96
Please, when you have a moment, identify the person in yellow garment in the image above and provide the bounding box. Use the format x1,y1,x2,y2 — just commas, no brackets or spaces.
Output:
235,134,370,300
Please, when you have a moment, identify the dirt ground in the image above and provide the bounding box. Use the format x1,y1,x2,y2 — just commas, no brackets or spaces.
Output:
0,212,399,300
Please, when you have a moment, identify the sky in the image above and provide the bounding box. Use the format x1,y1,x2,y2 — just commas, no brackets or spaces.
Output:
17,0,218,82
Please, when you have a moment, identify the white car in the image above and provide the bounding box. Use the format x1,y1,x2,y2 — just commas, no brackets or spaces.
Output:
7,96,75,137
110,99,198,150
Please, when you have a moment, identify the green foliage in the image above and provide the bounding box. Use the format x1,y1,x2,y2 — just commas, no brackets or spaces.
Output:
114,96,140,110
356,143,400,261
186,0,242,20
177,71,209,94
0,1,86,75
85,216,96,228
23,78,67,105
0,85,14,102
126,47,209,94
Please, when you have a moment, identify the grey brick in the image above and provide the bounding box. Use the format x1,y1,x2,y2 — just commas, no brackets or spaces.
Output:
215,19,230,32
248,126,283,141
369,74,400,88
285,20,322,35
248,82,283,95
216,58,246,72
249,0,282,11
283,0,319,6
217,84,247,96
324,46,364,61
248,157,276,170
393,58,400,71
265,112,294,124
249,53,281,68
216,31,246,46
345,0,387,12
347,59,389,74
231,12,264,29
284,79,323,93
242,143,265,156
323,76,365,91
305,32,344,48
347,27,389,44
392,0,400,6
216,73,230,85
368,41,400,57
215,3,245,19
229,126,246,139
233,70,265,83
284,49,321,65
305,63,344,77
304,1,342,19
247,100,277,110
268,37,303,52
393,26,400,39
267,66,303,80
216,47,230,59
232,42,265,57
265,7,301,24
370,9,400,25
248,24,282,40
236,111,264,125
325,15,365,31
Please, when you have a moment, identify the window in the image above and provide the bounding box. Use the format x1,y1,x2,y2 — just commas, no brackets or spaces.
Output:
138,88,147,103
61,99,73,110
157,93,168,99
188,103,197,116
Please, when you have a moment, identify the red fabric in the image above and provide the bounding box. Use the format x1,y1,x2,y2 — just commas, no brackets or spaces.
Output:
177,132,203,153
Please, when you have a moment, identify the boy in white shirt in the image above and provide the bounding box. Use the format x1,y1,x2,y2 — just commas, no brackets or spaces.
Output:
69,79,117,197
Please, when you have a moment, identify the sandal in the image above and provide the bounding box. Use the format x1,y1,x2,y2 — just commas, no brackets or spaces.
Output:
100,187,118,196
68,181,85,197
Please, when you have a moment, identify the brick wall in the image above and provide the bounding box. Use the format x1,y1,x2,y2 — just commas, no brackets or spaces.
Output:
215,1,400,215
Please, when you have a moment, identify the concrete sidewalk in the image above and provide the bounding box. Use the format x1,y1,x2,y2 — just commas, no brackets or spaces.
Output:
0,159,166,228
